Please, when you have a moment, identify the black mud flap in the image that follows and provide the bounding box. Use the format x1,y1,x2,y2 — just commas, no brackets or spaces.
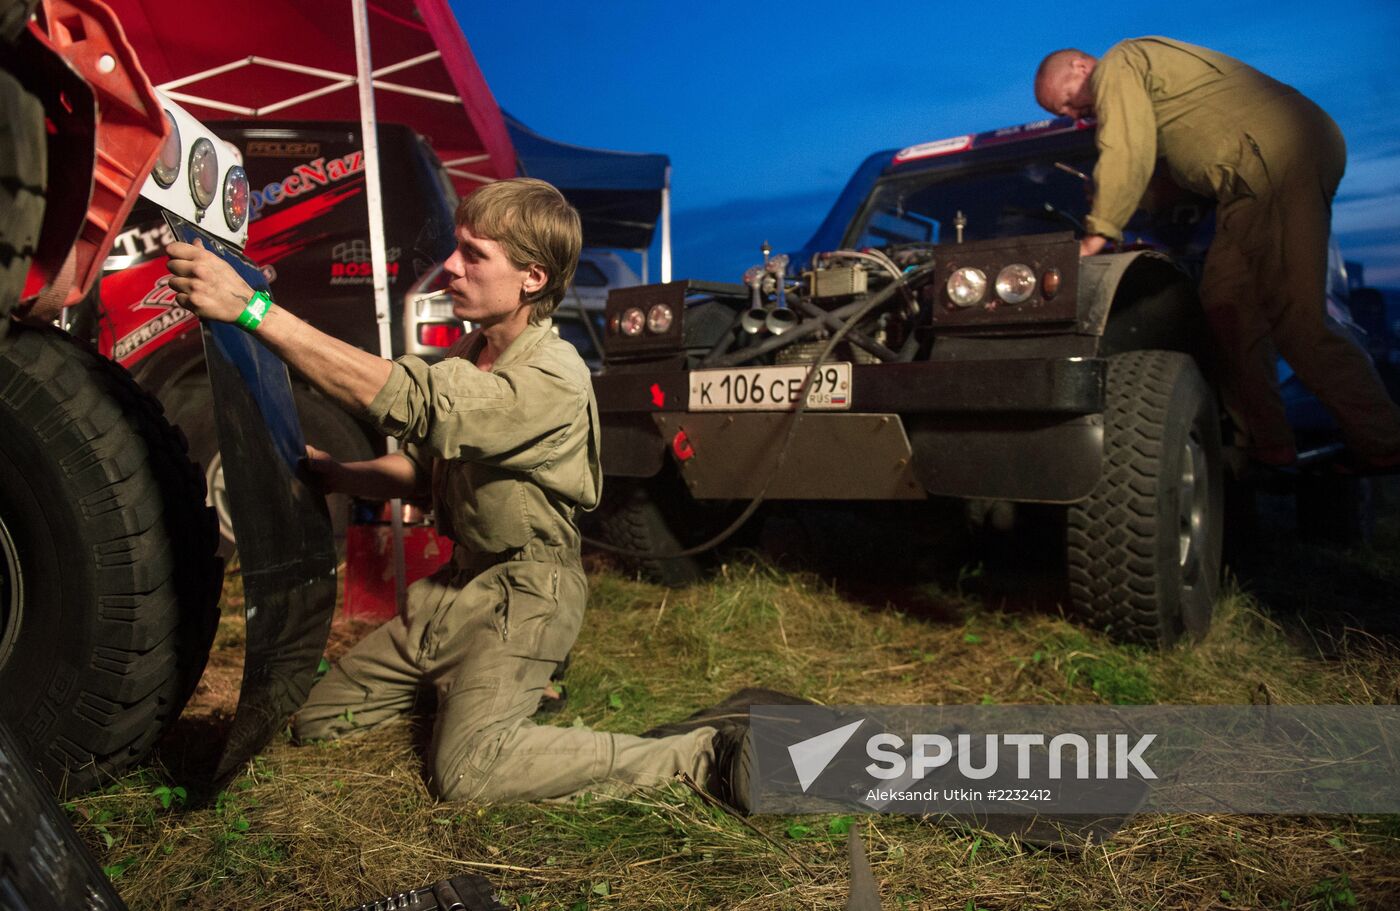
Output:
165,217,337,784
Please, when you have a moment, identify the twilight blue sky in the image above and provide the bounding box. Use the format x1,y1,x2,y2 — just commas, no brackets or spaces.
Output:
452,1,1400,287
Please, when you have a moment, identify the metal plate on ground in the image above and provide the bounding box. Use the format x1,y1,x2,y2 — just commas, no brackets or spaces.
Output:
166,216,338,784
688,362,852,412
656,412,923,500
0,720,127,911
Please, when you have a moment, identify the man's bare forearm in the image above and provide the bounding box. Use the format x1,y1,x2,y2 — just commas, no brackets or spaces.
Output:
319,452,426,500
163,240,393,413
253,306,393,413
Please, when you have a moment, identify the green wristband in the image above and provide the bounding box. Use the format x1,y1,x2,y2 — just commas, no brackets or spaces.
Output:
235,290,272,332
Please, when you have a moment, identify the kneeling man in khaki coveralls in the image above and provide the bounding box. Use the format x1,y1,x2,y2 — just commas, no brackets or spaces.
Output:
165,178,753,807
1035,37,1400,471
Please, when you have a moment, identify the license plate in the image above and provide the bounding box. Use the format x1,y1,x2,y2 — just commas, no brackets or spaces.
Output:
688,363,852,412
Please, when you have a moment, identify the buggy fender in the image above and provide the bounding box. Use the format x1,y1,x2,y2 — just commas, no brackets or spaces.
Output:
1076,251,1207,360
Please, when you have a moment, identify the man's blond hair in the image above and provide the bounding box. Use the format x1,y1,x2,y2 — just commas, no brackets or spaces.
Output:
456,177,582,323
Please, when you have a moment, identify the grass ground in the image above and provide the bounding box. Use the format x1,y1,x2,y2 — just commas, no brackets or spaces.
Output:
66,481,1400,910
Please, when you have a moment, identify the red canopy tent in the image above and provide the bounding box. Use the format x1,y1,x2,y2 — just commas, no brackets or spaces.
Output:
105,0,516,195
104,0,515,614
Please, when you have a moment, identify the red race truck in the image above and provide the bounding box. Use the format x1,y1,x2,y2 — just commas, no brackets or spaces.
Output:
1,0,334,793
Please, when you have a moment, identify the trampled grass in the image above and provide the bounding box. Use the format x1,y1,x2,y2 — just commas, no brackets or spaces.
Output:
66,483,1400,910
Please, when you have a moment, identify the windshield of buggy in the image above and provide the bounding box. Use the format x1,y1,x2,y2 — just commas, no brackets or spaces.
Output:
847,153,1101,248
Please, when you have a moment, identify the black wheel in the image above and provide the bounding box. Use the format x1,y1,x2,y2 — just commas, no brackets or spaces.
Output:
587,467,750,588
1066,350,1224,646
0,67,46,312
0,325,221,793
590,475,707,587
164,378,375,556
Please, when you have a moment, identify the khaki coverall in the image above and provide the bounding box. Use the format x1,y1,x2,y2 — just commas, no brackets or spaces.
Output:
1086,37,1400,460
294,321,716,802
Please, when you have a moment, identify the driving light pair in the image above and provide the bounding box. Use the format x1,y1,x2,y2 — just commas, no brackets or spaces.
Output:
946,262,1041,308
616,303,674,337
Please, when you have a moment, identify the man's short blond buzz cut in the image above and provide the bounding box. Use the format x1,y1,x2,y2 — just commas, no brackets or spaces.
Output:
1034,48,1094,110
1035,48,1092,87
455,177,582,323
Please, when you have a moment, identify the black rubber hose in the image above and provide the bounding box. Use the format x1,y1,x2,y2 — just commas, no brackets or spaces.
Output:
581,262,937,560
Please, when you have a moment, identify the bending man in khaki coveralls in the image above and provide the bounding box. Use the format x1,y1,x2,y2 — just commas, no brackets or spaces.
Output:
164,178,751,806
1035,37,1400,470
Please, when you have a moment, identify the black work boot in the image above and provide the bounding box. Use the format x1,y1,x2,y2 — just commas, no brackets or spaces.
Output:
641,687,813,739
643,688,813,815
708,723,755,814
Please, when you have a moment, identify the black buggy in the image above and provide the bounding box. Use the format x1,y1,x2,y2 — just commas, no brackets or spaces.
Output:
587,117,1371,647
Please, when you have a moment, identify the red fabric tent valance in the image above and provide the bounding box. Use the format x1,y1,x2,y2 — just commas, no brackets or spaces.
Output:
106,0,516,196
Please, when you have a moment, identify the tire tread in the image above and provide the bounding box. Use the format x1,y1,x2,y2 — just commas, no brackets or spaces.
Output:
1065,350,1220,646
0,325,221,792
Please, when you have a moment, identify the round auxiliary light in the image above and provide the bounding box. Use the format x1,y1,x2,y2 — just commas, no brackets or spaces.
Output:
647,303,674,334
620,307,646,337
223,165,249,231
152,110,181,188
1041,268,1062,300
946,267,987,308
995,263,1037,304
188,137,218,210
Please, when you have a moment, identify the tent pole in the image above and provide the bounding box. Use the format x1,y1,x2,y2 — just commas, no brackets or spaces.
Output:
351,0,407,620
660,165,672,283
640,250,648,285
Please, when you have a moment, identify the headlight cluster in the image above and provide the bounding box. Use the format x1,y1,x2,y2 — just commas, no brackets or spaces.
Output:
611,303,674,337
945,263,1062,309
153,105,250,233
601,283,694,361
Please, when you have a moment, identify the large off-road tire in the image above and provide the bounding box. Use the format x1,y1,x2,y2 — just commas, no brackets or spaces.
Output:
0,66,47,319
164,377,375,557
0,325,222,793
1066,350,1224,646
590,474,708,587
587,465,753,588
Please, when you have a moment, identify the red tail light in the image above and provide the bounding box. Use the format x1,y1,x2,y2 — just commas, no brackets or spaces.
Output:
418,323,463,347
